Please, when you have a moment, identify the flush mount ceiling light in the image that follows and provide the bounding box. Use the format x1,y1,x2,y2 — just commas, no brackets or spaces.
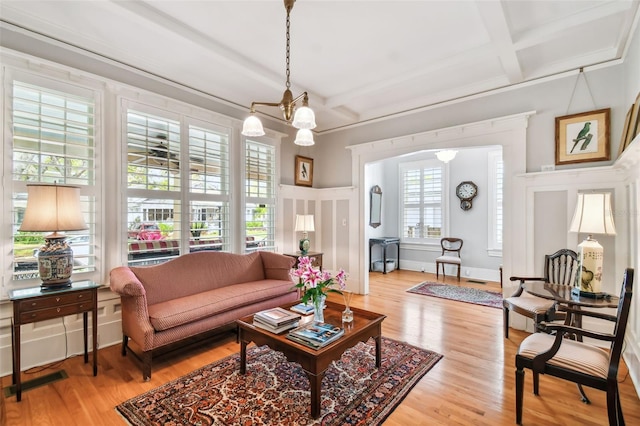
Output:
435,150,457,163
241,0,316,146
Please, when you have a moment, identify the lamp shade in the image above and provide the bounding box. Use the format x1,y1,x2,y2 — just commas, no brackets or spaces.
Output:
19,183,88,233
294,214,315,232
569,193,616,236
242,114,265,137
292,105,317,130
435,150,457,163
294,129,315,146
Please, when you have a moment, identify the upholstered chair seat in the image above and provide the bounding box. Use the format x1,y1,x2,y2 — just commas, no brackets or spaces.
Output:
518,333,610,379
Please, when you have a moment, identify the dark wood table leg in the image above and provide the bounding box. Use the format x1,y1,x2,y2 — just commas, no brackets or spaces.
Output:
375,334,382,368
92,300,98,376
13,321,21,401
239,338,247,375
83,311,89,363
306,371,324,419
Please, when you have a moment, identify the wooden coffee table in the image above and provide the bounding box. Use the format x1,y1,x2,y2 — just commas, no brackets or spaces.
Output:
237,300,386,418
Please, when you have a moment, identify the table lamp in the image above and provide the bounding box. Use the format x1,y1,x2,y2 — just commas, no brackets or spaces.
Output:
569,192,616,296
18,183,88,289
295,214,315,255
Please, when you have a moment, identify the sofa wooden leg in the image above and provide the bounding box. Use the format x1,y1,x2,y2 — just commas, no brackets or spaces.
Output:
142,351,152,381
122,335,128,356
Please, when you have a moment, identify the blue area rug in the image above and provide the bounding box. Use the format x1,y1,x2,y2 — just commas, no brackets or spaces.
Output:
407,281,503,309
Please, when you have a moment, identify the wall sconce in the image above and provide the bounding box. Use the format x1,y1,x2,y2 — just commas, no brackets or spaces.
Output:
435,150,457,163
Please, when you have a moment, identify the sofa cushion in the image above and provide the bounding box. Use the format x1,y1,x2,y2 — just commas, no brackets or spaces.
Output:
147,279,296,331
131,251,265,305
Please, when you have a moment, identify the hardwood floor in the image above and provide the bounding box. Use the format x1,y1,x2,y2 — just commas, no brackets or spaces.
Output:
2,269,639,425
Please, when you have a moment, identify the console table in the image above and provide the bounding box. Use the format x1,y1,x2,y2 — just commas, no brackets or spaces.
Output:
369,237,400,274
9,280,101,401
283,251,323,270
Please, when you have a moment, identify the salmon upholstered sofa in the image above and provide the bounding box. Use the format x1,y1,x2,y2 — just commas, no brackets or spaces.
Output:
109,250,297,380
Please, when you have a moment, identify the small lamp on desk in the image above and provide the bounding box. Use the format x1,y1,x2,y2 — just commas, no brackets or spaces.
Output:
295,214,315,255
18,183,88,289
569,192,616,296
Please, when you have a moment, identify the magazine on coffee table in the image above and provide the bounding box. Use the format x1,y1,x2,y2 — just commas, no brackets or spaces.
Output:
253,316,299,334
286,321,344,348
290,302,315,315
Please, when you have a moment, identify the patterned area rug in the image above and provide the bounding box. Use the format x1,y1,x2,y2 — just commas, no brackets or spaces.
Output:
116,337,442,425
407,281,503,309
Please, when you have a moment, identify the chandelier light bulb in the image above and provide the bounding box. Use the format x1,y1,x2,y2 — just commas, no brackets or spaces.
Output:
292,105,317,130
294,129,315,146
242,114,265,137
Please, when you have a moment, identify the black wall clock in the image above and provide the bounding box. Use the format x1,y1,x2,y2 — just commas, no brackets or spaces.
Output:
456,181,478,211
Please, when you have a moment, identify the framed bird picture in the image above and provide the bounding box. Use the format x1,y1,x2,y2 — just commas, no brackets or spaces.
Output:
555,108,610,165
294,155,313,187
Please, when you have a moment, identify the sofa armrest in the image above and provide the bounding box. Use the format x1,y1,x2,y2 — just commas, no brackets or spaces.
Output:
110,266,147,297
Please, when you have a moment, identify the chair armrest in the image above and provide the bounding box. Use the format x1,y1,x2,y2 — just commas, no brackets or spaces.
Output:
507,276,546,297
539,322,616,342
555,305,617,322
509,276,546,282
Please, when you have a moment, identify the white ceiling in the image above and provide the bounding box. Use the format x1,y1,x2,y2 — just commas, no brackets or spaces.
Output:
1,1,638,133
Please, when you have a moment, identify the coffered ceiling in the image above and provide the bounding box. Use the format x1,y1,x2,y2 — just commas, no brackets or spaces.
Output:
1,1,638,133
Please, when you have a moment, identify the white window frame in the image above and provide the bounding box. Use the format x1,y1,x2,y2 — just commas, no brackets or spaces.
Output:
3,67,103,293
487,149,503,256
398,159,447,245
120,99,233,265
243,137,279,253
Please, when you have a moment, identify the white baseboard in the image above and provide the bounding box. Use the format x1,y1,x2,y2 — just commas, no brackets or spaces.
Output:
399,260,502,284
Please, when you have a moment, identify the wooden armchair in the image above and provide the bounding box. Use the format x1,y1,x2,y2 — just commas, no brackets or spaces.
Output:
503,248,578,338
515,268,634,425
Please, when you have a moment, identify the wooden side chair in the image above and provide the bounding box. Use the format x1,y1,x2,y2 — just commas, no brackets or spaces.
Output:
503,248,578,338
515,268,634,426
435,237,463,281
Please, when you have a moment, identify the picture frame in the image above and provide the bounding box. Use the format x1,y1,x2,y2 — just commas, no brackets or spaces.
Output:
617,105,633,159
624,92,640,151
555,108,610,165
294,155,313,187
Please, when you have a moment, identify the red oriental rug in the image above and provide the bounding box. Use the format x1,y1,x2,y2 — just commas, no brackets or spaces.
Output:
116,337,442,426
407,281,503,309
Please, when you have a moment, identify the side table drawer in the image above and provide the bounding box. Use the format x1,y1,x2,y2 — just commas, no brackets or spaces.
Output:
18,290,93,312
20,300,94,323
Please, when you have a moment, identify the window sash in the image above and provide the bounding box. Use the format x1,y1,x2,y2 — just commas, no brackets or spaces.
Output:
124,103,232,264
245,139,276,251
11,80,98,282
400,161,443,242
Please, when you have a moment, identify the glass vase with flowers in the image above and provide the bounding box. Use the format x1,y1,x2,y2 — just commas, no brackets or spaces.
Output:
290,256,347,323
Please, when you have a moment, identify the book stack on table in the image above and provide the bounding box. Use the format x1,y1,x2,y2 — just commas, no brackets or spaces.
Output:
287,321,345,349
253,307,301,334
290,302,315,315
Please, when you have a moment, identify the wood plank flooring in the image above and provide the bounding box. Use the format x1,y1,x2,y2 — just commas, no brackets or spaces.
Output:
2,269,639,425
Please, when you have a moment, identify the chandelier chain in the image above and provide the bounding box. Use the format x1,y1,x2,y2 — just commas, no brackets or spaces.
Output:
285,8,291,89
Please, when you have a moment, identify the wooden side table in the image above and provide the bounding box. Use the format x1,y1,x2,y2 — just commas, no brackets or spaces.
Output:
9,281,101,401
284,251,323,270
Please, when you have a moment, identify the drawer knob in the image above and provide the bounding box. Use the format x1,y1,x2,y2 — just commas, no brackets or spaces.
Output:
31,302,37,306
78,295,84,299
57,308,60,313
56,297,60,302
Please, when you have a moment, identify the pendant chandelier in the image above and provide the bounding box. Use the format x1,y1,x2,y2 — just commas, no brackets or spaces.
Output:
241,0,316,146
